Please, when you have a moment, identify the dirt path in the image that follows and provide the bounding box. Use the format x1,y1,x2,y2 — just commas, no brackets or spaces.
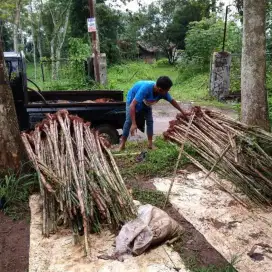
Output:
127,102,238,141
0,212,30,272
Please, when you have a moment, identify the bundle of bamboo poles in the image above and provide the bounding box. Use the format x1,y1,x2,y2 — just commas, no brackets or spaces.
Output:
21,110,136,255
164,106,272,207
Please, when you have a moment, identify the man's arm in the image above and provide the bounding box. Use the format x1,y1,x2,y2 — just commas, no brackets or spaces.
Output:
170,99,188,117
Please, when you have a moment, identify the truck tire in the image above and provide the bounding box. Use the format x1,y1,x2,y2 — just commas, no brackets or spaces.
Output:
95,125,120,145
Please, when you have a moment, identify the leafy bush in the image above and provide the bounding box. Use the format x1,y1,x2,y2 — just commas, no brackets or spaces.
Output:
269,96,272,125
177,16,242,84
177,54,208,82
185,16,242,63
68,38,90,61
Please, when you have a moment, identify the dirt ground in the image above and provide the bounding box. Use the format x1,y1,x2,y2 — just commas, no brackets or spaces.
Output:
0,212,30,272
127,170,234,270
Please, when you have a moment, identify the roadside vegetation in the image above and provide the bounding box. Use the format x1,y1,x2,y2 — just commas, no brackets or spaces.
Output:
0,165,38,220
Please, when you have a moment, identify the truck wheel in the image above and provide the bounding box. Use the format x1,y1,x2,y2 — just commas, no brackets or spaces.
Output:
96,125,120,145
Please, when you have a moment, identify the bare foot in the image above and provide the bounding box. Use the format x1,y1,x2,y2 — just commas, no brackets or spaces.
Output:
148,145,157,150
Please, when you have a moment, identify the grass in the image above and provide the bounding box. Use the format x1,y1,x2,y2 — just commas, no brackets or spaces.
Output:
107,61,241,110
0,166,38,220
114,137,196,180
132,188,167,208
26,60,236,109
114,136,200,209
107,61,213,102
26,59,272,120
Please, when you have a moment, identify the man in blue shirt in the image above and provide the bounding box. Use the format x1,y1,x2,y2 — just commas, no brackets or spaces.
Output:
119,76,188,150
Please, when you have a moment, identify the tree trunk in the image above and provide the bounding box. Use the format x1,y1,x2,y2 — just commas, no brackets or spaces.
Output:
37,0,44,60
56,47,61,80
55,7,70,76
50,38,57,80
13,0,21,52
29,0,37,80
49,1,71,80
0,39,26,173
241,0,270,131
37,34,43,60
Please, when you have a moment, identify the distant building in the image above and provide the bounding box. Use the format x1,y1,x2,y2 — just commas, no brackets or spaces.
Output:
136,42,160,64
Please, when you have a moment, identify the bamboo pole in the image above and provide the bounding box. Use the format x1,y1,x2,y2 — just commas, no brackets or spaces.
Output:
163,113,196,208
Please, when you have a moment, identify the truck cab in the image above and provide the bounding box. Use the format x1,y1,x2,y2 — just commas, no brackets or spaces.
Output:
4,52,145,144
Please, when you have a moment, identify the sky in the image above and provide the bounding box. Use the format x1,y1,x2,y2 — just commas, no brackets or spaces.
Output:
109,0,235,13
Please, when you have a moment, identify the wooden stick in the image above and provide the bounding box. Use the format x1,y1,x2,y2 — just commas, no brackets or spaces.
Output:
163,113,195,209
204,142,231,181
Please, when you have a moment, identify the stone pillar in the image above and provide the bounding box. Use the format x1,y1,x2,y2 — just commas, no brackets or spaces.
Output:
99,53,107,86
209,52,231,100
87,53,107,86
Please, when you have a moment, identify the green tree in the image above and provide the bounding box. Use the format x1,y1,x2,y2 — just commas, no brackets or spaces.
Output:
166,1,205,50
1,23,13,51
131,0,217,64
69,0,123,64
41,0,72,79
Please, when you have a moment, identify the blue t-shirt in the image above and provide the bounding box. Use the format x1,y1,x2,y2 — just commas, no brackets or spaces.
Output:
126,81,173,111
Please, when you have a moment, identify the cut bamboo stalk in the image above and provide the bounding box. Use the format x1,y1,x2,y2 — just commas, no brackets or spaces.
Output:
163,113,196,209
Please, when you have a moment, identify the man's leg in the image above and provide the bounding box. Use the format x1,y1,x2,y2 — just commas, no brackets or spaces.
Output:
119,104,132,150
144,106,154,149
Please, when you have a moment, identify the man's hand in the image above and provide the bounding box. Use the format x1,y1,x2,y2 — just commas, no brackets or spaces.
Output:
181,109,192,117
171,99,191,117
130,123,138,136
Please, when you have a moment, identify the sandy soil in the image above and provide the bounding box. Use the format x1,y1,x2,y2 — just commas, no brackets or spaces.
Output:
153,171,272,272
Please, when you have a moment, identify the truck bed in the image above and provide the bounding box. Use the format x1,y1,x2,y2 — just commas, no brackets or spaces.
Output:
27,90,124,103
26,90,127,129
4,52,145,140
25,90,145,133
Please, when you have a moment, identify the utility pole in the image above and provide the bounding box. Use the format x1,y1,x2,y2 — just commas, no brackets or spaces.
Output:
88,0,101,83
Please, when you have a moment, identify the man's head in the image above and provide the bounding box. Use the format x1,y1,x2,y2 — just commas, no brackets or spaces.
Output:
155,76,173,95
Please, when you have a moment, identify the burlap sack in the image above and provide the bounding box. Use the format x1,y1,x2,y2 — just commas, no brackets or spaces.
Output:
115,204,184,256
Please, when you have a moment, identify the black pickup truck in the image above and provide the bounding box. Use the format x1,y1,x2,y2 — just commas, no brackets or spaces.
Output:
4,52,145,144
